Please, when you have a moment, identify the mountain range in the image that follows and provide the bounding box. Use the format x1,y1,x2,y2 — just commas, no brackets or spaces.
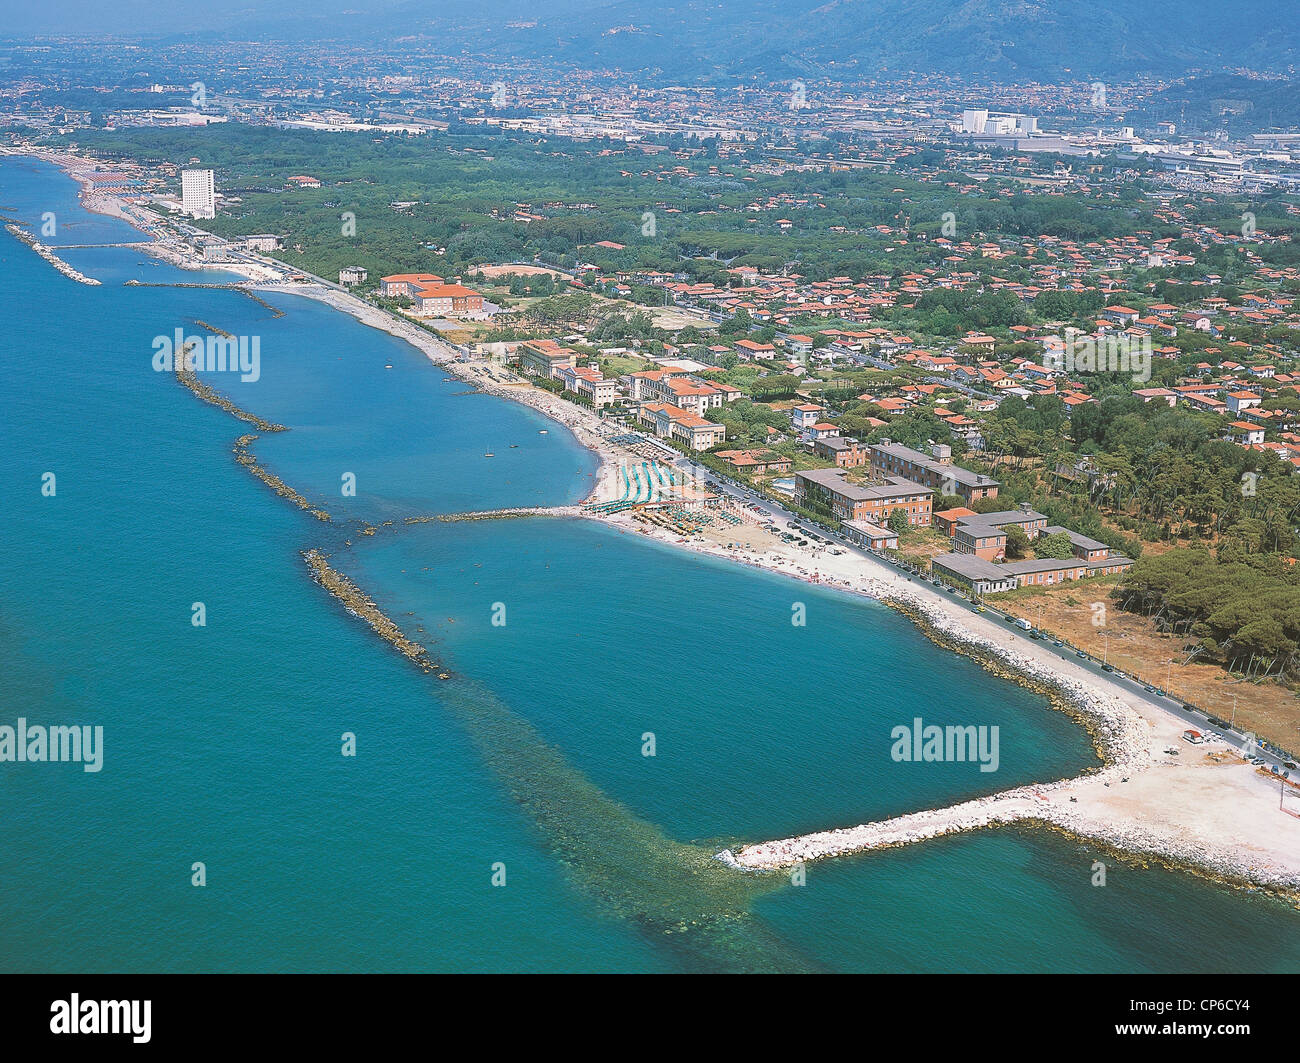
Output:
6,0,1299,82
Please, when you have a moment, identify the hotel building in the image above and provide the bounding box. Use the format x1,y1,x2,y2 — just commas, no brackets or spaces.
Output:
180,168,215,219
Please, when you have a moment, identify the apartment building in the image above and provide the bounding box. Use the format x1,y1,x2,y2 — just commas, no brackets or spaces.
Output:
869,439,1000,503
813,435,869,467
380,273,444,297
794,469,933,526
412,282,485,318
950,508,1049,561
637,403,726,451
558,364,620,407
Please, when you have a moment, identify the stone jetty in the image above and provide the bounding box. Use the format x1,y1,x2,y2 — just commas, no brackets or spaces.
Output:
5,224,101,285
175,341,287,433
722,787,1054,870
303,549,446,676
403,505,579,525
233,434,330,522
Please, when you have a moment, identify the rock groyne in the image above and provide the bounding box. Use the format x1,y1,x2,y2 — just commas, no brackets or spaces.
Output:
303,548,446,677
5,224,101,285
175,340,287,433
233,434,331,522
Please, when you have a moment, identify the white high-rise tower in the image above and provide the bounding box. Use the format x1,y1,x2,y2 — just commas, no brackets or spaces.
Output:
181,168,215,219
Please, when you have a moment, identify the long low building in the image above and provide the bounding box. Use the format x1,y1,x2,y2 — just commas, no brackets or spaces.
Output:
931,549,1134,595
794,468,933,526
715,449,792,475
929,554,1020,595
841,519,899,550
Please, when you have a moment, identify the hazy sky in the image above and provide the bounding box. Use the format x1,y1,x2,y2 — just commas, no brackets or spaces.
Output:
2,0,418,36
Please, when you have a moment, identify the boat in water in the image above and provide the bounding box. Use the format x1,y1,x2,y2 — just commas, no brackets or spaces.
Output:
538,429,548,434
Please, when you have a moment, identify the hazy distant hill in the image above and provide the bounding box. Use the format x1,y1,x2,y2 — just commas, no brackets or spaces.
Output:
385,0,1300,81
8,0,1299,83
1130,75,1300,134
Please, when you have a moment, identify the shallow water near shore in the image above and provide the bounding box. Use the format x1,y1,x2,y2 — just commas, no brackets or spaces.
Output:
341,516,1094,841
3,155,1299,973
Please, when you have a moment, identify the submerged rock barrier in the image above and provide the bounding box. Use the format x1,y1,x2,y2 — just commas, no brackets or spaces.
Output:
193,319,235,339
240,289,285,318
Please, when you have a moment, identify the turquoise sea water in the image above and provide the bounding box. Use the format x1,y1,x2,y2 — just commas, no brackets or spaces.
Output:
2,156,1298,972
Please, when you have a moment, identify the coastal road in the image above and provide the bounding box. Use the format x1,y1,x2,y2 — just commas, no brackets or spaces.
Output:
661,450,1298,781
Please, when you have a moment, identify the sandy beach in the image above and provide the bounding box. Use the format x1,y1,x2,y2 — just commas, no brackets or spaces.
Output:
40,147,1300,900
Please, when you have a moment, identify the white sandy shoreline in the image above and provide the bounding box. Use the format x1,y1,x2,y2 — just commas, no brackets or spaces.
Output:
31,146,1300,900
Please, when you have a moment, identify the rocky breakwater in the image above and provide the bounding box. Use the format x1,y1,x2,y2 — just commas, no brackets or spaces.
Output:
403,505,581,525
303,549,447,678
175,339,287,433
721,787,1055,871
5,224,101,285
233,434,330,523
